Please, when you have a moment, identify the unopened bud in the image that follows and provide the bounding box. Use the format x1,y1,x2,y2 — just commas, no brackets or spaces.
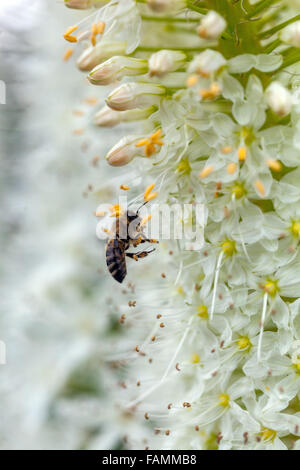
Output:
106,82,165,111
197,11,226,39
105,135,146,166
77,41,127,72
188,50,226,76
88,56,148,85
148,50,186,77
64,0,108,8
266,82,292,116
146,0,187,13
95,106,156,127
281,21,300,48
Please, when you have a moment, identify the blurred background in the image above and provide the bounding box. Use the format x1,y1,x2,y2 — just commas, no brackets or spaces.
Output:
0,0,155,449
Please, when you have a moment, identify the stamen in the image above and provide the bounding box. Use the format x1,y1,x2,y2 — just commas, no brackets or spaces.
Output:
238,146,247,161
227,162,237,175
136,129,164,158
146,192,158,202
186,75,199,87
94,210,106,217
191,353,200,363
200,82,221,100
63,25,78,43
210,251,224,321
218,393,230,407
144,184,156,201
141,214,152,226
257,292,268,362
63,48,74,61
266,158,282,172
120,185,130,190
222,146,233,154
199,166,213,179
255,180,265,197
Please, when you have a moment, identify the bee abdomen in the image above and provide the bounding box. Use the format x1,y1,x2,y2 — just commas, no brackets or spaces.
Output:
106,239,127,283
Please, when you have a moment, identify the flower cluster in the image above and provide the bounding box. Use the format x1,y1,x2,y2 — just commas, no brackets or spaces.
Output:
63,0,300,450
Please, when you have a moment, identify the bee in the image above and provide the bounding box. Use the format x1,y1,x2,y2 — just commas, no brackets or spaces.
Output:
105,204,158,283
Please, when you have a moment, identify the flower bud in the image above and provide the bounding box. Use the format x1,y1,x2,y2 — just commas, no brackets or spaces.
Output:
148,50,186,77
197,11,226,39
188,50,226,76
105,135,145,166
265,82,292,117
106,82,165,111
146,0,187,13
281,21,300,48
94,106,156,127
77,41,127,72
88,57,148,85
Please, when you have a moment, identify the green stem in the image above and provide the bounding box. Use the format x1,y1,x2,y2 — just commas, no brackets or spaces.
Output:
279,51,300,70
246,0,281,19
136,46,205,52
187,1,207,14
141,15,199,23
258,14,300,39
264,38,281,53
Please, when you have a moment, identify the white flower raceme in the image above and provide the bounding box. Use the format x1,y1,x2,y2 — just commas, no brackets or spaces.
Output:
62,0,300,451
197,11,226,40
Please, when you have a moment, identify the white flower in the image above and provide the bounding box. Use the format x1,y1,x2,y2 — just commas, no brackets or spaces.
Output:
94,105,155,126
77,41,127,71
197,11,226,40
88,56,148,85
148,50,186,77
188,50,226,76
106,82,165,111
266,82,292,116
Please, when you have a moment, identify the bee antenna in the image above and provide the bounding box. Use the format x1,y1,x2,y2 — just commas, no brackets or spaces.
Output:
137,200,148,214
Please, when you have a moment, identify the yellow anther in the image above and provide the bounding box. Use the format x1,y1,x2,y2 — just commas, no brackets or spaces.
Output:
63,48,74,61
141,214,152,226
63,25,78,43
191,353,200,364
199,166,213,179
221,239,236,257
227,162,237,175
120,185,130,191
200,82,221,100
231,182,246,199
176,285,184,295
197,305,208,319
260,428,276,441
238,146,247,161
222,146,233,154
186,75,199,87
177,157,191,175
266,158,282,172
146,192,158,202
237,336,252,351
90,21,105,46
263,279,279,297
290,220,300,237
218,393,230,407
255,179,265,197
136,129,164,158
94,210,106,217
144,184,155,200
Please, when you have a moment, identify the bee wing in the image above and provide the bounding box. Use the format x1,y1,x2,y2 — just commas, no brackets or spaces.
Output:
106,238,127,283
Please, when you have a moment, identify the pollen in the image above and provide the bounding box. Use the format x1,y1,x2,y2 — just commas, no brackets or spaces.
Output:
191,353,200,364
109,204,123,218
120,185,130,190
177,157,191,175
263,279,279,297
146,192,158,202
227,162,237,175
136,129,164,158
238,146,247,161
197,305,209,319
63,25,78,43
290,220,300,237
63,48,73,61
90,21,105,46
255,180,265,197
221,239,236,257
237,336,252,351
186,75,199,87
199,166,213,179
141,214,152,226
266,158,282,172
218,393,230,407
222,146,233,154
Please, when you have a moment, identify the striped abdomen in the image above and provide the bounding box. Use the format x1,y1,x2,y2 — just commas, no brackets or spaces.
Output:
106,238,127,283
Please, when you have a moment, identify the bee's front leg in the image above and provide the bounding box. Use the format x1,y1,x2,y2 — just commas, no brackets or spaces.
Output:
126,248,156,261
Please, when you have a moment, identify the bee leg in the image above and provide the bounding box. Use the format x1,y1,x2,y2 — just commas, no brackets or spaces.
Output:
126,248,156,261
139,236,159,244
